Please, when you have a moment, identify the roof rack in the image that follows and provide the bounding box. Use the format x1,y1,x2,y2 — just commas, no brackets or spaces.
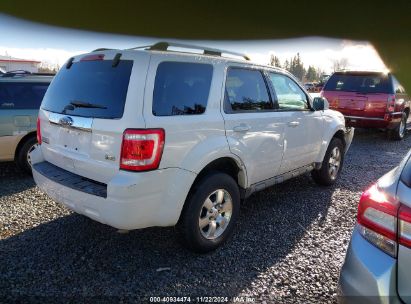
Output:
129,41,250,61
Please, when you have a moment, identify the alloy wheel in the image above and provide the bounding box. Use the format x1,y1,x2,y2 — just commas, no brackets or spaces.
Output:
328,146,341,180
198,189,233,240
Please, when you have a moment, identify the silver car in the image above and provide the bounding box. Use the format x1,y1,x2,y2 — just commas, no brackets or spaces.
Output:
339,149,411,303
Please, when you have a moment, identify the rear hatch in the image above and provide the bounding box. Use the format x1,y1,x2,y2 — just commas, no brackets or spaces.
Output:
322,72,393,118
38,51,149,183
397,152,411,303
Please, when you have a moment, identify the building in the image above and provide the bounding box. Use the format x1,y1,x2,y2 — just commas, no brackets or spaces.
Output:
0,55,40,73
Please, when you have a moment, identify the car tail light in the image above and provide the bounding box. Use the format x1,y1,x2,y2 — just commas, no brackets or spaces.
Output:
120,129,165,171
36,117,42,145
399,205,411,248
387,94,396,112
357,184,399,257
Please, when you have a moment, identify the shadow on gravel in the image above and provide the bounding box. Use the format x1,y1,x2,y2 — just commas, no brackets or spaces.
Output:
0,172,334,302
0,162,34,199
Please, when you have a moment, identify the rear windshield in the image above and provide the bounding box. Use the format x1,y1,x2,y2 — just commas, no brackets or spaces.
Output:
41,59,133,119
0,82,49,109
324,73,392,93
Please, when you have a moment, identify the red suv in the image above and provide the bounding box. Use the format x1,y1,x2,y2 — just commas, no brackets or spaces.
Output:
322,71,410,140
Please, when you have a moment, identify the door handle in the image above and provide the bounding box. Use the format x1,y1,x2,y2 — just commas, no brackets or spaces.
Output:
233,124,251,132
288,121,300,127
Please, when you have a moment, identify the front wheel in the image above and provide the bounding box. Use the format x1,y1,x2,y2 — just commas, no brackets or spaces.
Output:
311,137,344,186
177,172,240,253
389,112,407,141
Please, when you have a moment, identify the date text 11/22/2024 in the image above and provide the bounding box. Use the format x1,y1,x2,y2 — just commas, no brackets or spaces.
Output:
149,296,256,303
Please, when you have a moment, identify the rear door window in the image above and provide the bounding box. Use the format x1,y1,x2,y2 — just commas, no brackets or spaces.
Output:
0,82,49,109
324,73,392,93
152,62,213,116
41,59,133,119
224,68,273,112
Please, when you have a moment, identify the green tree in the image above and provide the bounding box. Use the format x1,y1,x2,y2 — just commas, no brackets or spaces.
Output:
269,54,281,67
283,59,290,71
305,65,318,82
287,53,305,81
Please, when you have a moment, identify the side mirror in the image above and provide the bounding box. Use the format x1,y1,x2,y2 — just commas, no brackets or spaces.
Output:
312,97,329,111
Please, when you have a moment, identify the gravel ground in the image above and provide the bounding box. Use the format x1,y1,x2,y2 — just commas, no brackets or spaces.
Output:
0,129,410,303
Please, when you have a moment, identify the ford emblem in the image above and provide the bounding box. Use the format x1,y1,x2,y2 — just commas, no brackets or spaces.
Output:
59,116,74,127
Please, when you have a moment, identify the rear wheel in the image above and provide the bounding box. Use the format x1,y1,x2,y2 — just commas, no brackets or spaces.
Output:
16,136,38,174
389,112,407,140
311,137,344,186
177,172,240,253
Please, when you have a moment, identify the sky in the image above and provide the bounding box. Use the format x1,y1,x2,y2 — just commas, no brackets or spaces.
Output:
0,13,387,74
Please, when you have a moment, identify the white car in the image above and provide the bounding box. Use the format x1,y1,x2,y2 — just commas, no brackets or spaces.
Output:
30,42,354,252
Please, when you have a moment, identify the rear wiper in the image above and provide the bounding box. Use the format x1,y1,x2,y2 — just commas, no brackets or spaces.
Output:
69,100,107,109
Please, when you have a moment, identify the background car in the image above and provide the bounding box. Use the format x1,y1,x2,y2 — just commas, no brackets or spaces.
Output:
339,149,411,303
0,70,53,172
322,71,410,140
304,82,315,92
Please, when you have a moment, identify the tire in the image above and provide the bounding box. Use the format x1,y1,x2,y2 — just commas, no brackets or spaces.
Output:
16,136,38,174
177,172,240,253
389,112,407,141
311,137,344,186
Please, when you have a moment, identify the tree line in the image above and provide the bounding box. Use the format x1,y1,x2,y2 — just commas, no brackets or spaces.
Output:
269,53,325,83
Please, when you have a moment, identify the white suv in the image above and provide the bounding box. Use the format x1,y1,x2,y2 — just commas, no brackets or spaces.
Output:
30,42,354,252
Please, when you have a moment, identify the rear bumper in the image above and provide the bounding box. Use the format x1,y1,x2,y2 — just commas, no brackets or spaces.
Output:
344,112,403,129
30,147,196,230
338,226,401,303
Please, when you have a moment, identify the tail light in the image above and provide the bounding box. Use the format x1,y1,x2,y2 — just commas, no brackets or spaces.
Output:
357,183,411,257
36,117,42,145
120,129,165,171
387,94,396,112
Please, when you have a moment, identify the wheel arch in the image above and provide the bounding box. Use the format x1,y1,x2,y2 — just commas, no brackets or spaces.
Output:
315,125,348,165
14,131,37,161
332,129,347,149
193,156,247,189
404,107,410,117
177,156,247,226
183,155,247,208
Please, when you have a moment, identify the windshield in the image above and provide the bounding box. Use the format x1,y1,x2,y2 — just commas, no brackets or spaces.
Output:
41,59,133,119
324,73,392,93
